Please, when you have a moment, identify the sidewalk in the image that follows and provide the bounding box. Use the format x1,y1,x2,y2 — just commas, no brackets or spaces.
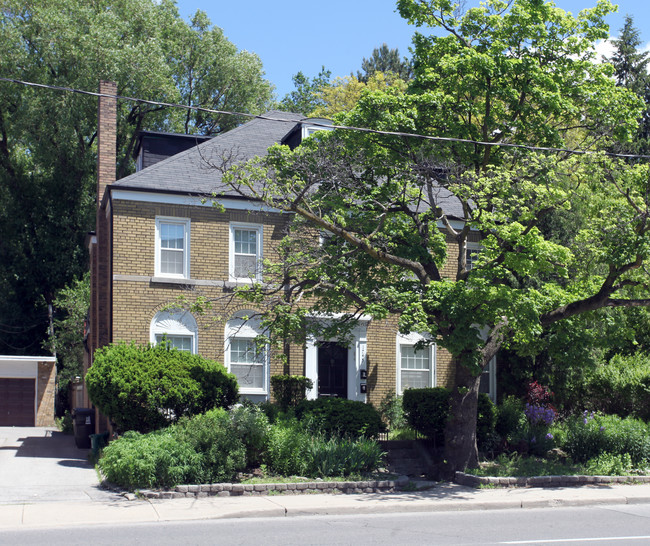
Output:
3,481,650,530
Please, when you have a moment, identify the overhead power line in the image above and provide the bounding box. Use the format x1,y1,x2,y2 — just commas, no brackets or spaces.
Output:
2,76,650,160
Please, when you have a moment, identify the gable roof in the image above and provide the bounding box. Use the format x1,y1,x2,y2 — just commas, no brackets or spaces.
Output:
112,110,303,197
110,110,465,219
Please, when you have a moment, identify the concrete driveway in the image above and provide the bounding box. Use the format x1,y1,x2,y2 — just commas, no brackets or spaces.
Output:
0,427,123,504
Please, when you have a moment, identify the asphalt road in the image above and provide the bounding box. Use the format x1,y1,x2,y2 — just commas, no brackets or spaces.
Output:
2,504,650,545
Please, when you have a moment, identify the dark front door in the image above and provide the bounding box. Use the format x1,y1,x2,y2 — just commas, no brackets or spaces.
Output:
318,342,348,398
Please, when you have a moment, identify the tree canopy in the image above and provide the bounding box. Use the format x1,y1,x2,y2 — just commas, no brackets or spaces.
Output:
0,0,273,354
224,0,648,475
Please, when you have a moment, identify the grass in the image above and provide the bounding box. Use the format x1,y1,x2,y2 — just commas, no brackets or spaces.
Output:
468,454,583,477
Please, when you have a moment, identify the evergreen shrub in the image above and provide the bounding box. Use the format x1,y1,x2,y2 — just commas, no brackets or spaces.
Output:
270,375,313,411
295,397,385,438
402,387,450,439
86,342,238,433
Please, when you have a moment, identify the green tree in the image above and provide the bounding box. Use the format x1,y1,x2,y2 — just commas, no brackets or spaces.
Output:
223,0,647,476
356,43,412,82
0,0,273,355
278,67,332,116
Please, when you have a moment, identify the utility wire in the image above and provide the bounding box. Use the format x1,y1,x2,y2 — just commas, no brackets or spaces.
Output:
2,76,650,160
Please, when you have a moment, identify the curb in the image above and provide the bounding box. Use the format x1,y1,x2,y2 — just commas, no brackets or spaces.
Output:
454,472,650,488
138,476,410,499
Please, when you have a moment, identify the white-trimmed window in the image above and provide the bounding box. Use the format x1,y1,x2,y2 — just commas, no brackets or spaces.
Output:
225,312,269,395
396,333,436,394
479,356,497,403
150,309,198,353
155,217,190,278
230,223,263,281
466,241,481,270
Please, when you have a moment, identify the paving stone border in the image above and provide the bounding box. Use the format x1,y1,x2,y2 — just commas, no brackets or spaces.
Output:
455,472,650,488
138,477,410,499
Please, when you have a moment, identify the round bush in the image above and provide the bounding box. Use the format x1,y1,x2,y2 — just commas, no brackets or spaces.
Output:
402,387,450,439
86,342,238,433
296,398,385,438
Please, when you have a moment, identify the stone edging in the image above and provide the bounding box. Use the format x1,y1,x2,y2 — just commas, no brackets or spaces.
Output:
138,477,410,499
455,472,650,488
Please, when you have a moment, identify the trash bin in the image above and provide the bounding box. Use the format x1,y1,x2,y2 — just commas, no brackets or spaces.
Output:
90,431,109,457
73,408,95,449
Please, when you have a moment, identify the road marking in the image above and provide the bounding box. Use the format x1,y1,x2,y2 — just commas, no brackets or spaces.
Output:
502,537,650,544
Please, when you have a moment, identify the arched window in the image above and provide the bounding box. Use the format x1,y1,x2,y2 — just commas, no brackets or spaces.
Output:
224,311,268,395
150,309,198,353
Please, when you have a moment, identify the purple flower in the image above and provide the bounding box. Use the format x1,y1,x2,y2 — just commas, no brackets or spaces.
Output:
600,426,605,431
584,418,588,425
531,436,536,444
546,433,553,440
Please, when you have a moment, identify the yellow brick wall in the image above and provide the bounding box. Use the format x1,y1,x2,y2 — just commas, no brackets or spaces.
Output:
36,361,56,427
110,199,466,403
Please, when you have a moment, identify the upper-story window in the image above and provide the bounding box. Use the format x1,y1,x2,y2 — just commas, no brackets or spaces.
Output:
466,241,481,271
230,223,263,282
155,217,190,279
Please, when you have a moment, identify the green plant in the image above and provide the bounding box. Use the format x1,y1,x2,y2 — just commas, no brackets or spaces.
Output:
270,375,313,411
584,452,634,476
230,403,270,467
296,398,385,438
402,387,450,440
55,411,74,435
496,396,526,441
85,342,238,433
477,393,497,450
379,392,407,430
264,419,312,476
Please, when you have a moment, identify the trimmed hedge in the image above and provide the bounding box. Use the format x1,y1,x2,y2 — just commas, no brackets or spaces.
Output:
296,398,385,438
86,342,238,433
271,375,313,411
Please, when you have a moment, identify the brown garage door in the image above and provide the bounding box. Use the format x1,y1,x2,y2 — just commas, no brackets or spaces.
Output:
0,378,35,426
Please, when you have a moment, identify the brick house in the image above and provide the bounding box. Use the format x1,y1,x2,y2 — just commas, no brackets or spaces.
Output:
85,81,494,427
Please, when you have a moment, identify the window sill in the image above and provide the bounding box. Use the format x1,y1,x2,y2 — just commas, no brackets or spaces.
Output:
150,276,193,285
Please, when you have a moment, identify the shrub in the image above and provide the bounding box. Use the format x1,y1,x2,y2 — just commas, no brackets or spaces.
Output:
477,393,497,450
402,387,450,439
584,453,634,476
296,398,384,438
584,354,650,421
98,409,247,490
559,412,650,465
496,396,526,441
264,419,384,478
270,375,313,411
230,403,270,467
378,393,407,430
86,342,238,433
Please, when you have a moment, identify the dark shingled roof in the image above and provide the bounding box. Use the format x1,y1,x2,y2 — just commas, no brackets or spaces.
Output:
112,110,303,196
111,110,464,218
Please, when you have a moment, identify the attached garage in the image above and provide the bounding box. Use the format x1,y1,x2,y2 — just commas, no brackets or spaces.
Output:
0,356,56,427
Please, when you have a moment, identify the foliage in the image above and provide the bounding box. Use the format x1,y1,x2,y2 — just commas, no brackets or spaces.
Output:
264,418,384,478
270,375,313,411
403,387,450,440
229,403,270,467
557,412,650,465
85,342,238,433
378,392,407,430
468,453,580,477
43,273,89,414
356,43,412,83
296,398,385,439
224,0,648,476
0,0,273,356
583,353,650,421
584,452,634,476
495,396,526,441
98,409,246,490
278,67,331,116
477,393,497,450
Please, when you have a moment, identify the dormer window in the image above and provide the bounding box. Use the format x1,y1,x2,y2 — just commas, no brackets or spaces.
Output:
300,118,333,141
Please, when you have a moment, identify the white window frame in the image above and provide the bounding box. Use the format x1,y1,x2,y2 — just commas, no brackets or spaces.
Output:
465,241,481,271
396,332,436,394
155,217,191,279
229,223,263,282
150,309,198,354
224,312,269,396
479,356,497,403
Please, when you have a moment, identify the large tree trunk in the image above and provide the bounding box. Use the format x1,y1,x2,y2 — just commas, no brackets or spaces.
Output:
439,359,482,479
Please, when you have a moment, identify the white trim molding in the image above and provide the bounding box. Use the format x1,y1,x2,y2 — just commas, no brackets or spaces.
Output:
150,309,198,354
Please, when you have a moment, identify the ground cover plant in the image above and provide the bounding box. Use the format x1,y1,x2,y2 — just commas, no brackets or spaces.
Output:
98,403,385,490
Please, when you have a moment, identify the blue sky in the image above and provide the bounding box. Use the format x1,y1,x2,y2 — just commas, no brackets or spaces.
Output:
173,1,650,100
